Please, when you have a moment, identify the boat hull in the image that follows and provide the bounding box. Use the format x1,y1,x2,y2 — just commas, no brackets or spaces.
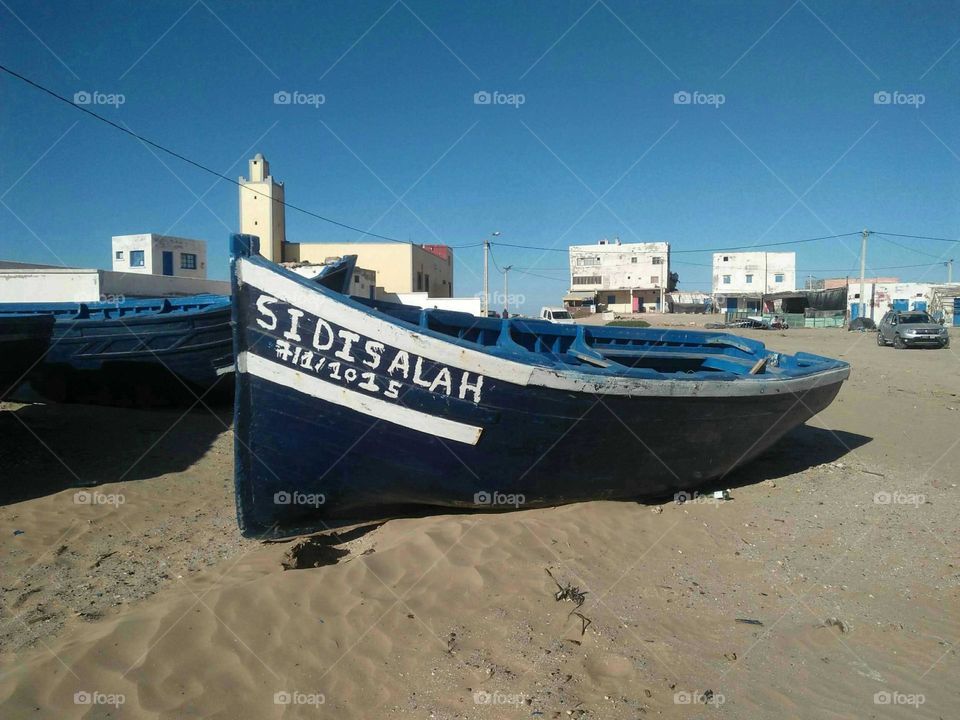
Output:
1,299,232,407
0,315,54,400
231,236,849,537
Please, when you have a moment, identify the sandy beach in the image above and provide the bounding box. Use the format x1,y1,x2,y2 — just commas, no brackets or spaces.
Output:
0,324,957,719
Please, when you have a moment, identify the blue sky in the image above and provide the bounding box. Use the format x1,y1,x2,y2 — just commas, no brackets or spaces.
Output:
1,0,958,310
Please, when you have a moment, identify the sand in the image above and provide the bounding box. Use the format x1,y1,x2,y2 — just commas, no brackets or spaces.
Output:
0,325,957,719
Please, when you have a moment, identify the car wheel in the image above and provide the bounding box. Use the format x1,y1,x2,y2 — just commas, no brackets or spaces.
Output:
944,338,951,350
876,331,886,346
894,334,905,349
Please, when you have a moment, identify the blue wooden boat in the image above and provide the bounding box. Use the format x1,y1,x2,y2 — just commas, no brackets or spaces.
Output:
0,314,55,400
230,234,850,537
0,295,232,407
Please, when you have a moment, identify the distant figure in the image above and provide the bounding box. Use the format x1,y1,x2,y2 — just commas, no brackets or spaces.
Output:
501,308,509,319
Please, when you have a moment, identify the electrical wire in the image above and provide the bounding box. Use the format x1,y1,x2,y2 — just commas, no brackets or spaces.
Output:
871,231,960,244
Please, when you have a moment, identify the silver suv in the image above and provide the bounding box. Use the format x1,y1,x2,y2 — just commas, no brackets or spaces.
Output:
876,310,950,349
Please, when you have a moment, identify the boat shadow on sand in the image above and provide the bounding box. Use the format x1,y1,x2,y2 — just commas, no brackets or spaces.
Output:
0,402,228,505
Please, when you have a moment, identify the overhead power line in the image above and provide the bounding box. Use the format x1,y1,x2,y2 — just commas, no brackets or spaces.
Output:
0,63,486,248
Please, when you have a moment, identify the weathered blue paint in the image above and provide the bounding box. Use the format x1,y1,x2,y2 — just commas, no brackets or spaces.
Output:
0,295,232,406
230,234,850,538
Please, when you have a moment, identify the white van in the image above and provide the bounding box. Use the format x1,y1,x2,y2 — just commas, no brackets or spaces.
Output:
540,307,576,324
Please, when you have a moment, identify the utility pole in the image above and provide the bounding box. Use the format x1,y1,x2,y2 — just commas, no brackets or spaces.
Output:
947,259,954,284
483,231,499,316
859,228,869,321
503,265,513,317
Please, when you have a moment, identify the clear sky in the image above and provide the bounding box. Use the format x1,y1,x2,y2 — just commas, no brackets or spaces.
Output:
1,0,958,311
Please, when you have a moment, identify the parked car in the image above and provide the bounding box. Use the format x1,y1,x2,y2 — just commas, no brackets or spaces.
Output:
539,307,576,324
876,310,950,349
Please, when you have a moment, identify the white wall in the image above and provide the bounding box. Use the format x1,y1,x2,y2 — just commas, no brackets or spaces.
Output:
569,240,669,292
0,269,101,302
0,268,228,303
381,291,482,316
712,252,796,294
849,282,933,320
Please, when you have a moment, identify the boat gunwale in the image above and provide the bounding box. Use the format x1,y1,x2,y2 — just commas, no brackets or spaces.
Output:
233,244,851,399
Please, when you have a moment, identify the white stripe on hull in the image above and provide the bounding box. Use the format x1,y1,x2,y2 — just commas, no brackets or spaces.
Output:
237,258,850,398
238,351,484,446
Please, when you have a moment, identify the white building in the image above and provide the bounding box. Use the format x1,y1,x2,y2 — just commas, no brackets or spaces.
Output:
848,281,934,321
568,239,670,313
712,251,795,312
111,234,208,279
239,153,286,263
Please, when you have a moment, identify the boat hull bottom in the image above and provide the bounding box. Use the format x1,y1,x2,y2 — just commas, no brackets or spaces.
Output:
235,374,844,537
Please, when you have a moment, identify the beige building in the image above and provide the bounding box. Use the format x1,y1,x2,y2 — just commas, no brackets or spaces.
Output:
286,242,453,297
239,153,286,262
238,154,453,297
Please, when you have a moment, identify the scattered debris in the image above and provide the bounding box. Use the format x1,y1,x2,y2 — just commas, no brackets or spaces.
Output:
763,480,776,489
651,506,663,514
735,618,764,626
281,537,349,570
823,617,850,633
546,568,587,608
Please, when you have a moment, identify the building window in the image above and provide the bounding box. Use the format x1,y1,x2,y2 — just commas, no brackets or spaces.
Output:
130,250,145,267
576,256,600,266
631,257,638,264
607,295,616,304
723,256,729,262
353,276,359,284
424,274,430,292
774,273,784,283
572,276,601,285
745,274,753,283
723,275,731,284
416,271,423,291
181,253,197,270
650,275,658,284
652,256,662,265
115,250,123,260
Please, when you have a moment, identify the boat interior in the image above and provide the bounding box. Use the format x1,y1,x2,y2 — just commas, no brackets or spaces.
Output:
352,296,840,379
0,295,230,322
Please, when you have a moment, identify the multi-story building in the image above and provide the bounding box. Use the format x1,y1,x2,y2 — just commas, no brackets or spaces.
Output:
712,251,796,311
567,239,671,313
111,234,208,279
239,154,453,298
